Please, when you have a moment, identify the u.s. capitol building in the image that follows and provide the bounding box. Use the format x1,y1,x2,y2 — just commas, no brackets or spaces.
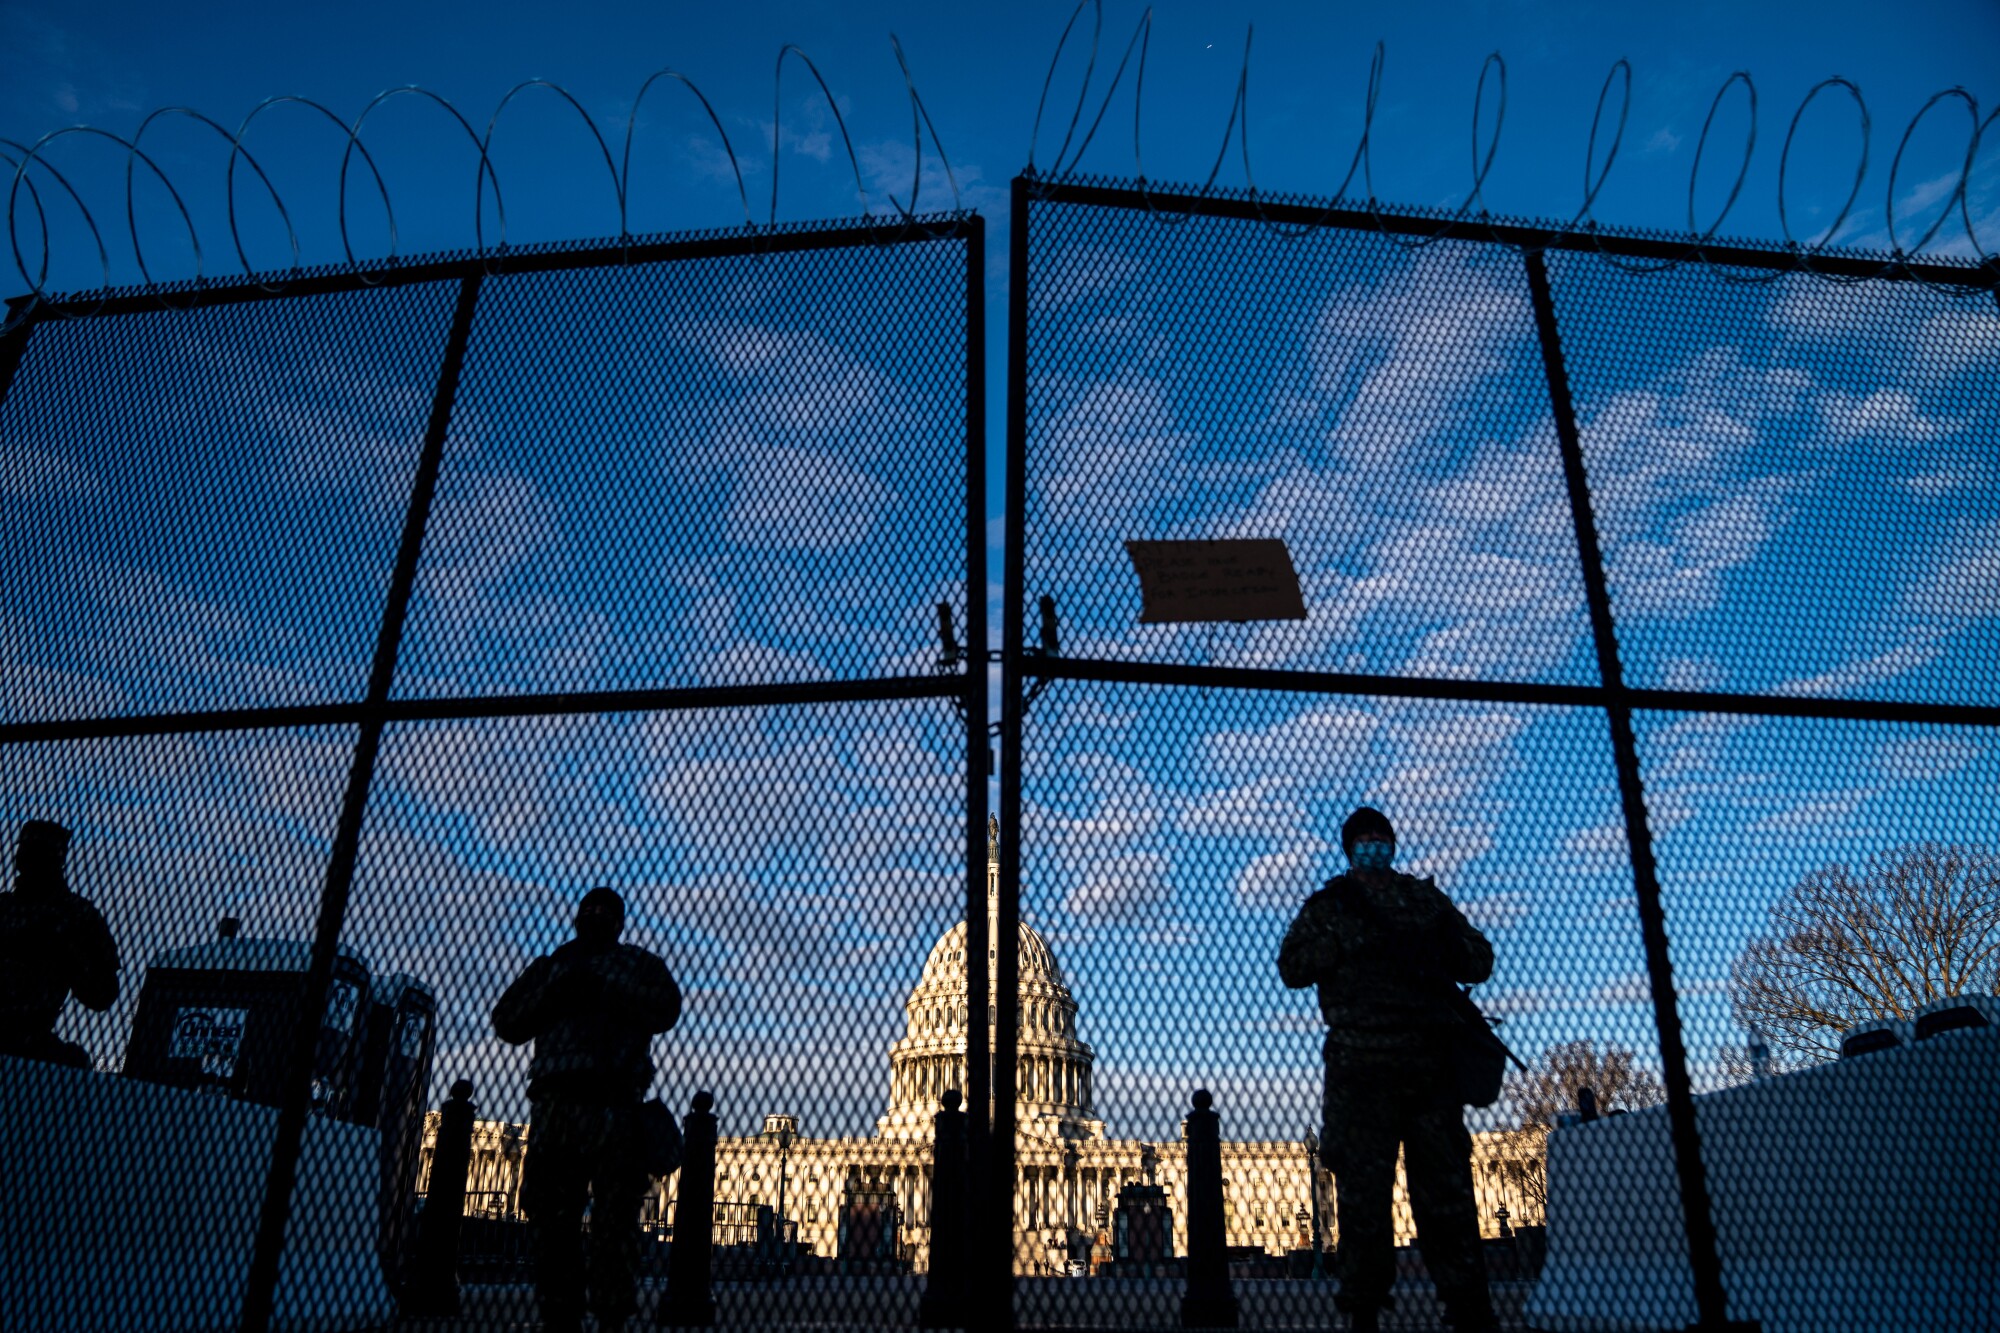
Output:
425,825,1528,1273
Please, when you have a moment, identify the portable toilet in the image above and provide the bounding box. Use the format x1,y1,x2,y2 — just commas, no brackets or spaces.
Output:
122,917,373,1123
354,973,436,1129
357,972,437,1272
1838,1016,1912,1059
1914,993,1998,1041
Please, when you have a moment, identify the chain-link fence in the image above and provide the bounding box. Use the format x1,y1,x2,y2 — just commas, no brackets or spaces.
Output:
1,215,987,1331
1000,176,2000,1331
6,161,1999,1333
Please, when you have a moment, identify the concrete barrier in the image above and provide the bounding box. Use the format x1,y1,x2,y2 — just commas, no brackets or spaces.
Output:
0,1053,394,1332
1526,1021,2000,1332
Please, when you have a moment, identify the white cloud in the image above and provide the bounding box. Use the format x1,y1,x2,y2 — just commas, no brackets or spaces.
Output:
1582,350,1813,624
726,446,886,551
1033,245,1147,311
1366,709,1525,881
1479,984,1571,1019
1591,972,1653,1005
1656,657,1727,691
1200,703,1379,781
0,442,100,499
1563,821,1629,857
1905,521,2000,621
1178,777,1313,841
1750,788,1871,833
1032,375,1194,537
1064,851,1171,922
1233,847,1326,912
853,138,1007,220
1773,638,1940,697
1767,279,2000,379
1815,387,1957,446
1462,890,1532,932
1312,252,1528,472
1875,735,1981,783
0,627,125,719
1899,470,1972,499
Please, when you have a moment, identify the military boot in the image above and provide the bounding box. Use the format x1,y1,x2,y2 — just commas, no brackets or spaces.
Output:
1442,1298,1501,1333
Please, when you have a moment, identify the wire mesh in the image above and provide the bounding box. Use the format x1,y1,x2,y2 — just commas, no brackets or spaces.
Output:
1006,175,2000,1332
1009,681,1641,1328
1,214,983,1332
395,242,974,698
1,281,458,722
1019,196,1592,686
1548,254,2000,707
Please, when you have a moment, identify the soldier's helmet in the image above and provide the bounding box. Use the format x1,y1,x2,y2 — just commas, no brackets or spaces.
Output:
575,886,626,940
1340,807,1395,857
13,820,71,882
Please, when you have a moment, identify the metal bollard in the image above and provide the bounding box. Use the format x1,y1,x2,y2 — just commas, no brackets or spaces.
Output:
918,1089,968,1329
1180,1089,1239,1329
398,1077,475,1317
656,1091,718,1328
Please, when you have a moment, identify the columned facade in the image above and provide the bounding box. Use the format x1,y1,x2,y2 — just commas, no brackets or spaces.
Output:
876,821,1102,1145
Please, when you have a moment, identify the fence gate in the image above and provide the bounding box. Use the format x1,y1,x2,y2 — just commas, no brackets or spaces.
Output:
0,215,988,1331
999,174,2000,1331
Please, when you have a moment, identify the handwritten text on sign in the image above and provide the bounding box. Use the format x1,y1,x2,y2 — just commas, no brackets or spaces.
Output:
1124,539,1307,624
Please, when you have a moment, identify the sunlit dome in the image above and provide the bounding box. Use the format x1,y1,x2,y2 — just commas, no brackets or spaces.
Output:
876,818,1104,1142
913,915,1066,993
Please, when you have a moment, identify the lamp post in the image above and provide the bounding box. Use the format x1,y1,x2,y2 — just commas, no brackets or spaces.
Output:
774,1120,794,1273
1303,1129,1325,1279
1747,1025,1772,1081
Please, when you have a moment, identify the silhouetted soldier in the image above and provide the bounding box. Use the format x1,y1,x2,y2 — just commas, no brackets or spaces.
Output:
0,820,119,1069
1278,808,1497,1333
494,888,681,1333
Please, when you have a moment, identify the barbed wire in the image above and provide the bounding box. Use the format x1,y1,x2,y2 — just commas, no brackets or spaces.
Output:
0,35,968,334
7,14,1999,334
1023,0,1998,291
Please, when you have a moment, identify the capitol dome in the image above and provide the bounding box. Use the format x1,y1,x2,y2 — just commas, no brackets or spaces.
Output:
877,819,1104,1142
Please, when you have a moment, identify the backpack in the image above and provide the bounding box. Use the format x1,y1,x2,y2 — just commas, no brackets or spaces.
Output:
638,1097,683,1177
1444,985,1519,1108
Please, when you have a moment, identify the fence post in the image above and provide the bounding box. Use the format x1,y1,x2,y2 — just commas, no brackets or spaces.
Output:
397,1078,475,1317
918,1090,969,1328
1180,1089,1238,1329
240,272,484,1333
656,1091,717,1328
1522,249,1753,1332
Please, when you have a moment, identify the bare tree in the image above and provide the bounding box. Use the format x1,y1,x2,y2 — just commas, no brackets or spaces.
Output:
1729,842,2000,1062
1494,1040,1664,1223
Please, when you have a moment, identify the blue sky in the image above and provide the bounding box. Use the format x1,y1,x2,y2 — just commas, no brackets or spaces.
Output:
3,1,1998,1138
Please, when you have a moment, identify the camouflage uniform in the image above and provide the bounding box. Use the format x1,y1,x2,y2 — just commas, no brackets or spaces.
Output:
495,935,680,1332
1278,867,1495,1327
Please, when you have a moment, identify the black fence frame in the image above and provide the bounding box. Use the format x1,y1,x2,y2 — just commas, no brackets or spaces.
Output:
0,214,989,1333
996,173,2000,1330
9,166,2000,1328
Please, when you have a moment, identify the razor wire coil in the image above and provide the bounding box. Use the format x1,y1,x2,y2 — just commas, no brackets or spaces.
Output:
1023,1,1998,291
1,36,971,334
7,13,2000,336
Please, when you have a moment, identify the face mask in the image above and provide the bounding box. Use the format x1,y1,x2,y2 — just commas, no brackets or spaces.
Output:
1350,840,1395,871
